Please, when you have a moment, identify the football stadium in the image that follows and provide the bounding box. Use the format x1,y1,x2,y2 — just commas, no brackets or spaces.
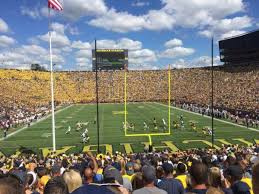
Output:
0,1,258,194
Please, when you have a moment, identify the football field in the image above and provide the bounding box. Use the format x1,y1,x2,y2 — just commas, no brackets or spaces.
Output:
0,102,258,156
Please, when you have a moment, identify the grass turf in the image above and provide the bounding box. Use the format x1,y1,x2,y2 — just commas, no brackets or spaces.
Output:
0,102,258,155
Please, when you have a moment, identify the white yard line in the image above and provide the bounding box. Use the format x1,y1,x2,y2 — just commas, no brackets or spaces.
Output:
154,102,259,133
0,105,73,141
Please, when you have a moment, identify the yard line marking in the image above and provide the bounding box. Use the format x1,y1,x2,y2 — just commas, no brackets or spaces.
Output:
0,105,73,141
154,102,259,133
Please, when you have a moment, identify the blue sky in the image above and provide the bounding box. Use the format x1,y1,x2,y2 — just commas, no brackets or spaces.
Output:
0,0,258,70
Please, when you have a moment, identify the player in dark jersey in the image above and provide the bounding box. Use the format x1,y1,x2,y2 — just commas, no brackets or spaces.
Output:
153,118,158,131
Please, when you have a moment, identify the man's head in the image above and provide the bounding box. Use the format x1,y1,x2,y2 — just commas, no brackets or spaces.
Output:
224,165,243,184
0,173,24,194
51,164,61,177
44,176,69,194
103,165,123,185
252,162,259,194
177,162,187,174
142,165,156,185
162,162,174,175
189,162,208,186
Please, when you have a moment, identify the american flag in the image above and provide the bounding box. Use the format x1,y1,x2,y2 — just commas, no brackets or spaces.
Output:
48,0,63,11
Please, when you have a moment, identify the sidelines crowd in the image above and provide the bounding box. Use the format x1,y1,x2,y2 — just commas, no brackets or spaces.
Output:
0,144,258,194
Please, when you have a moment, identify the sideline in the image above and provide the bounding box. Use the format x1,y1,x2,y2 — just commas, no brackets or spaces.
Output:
0,105,73,141
154,102,259,133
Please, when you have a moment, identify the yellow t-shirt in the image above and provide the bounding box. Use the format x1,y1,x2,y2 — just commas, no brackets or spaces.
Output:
175,174,187,189
241,177,253,194
123,174,134,182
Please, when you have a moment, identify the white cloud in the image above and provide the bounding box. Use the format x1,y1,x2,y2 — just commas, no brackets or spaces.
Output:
144,10,175,30
93,38,143,51
117,38,142,50
67,25,80,35
40,7,56,18
95,39,117,49
171,55,221,68
164,38,183,48
51,22,66,34
61,0,107,20
132,1,150,7
170,58,187,69
0,18,9,33
129,49,157,64
199,15,252,39
38,30,70,48
0,35,16,47
0,44,65,69
75,49,92,58
72,41,91,50
198,30,212,38
160,47,195,58
89,9,146,33
162,0,244,27
20,6,41,19
89,0,246,33
37,23,79,50
220,30,246,39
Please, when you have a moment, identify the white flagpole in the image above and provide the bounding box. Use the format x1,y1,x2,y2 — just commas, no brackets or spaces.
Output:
49,8,56,151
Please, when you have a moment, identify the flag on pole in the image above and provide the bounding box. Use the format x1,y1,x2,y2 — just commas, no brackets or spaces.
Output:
48,0,63,11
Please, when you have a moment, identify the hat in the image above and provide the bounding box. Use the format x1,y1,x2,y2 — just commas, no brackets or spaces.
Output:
103,165,123,185
225,165,243,179
142,165,156,182
162,162,174,173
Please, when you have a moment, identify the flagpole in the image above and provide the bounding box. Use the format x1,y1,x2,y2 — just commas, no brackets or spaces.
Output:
49,7,56,151
211,36,214,149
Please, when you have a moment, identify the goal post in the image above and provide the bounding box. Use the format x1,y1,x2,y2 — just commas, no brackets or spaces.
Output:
123,65,171,145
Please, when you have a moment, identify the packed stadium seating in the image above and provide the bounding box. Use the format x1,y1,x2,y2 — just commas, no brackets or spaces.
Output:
0,64,258,129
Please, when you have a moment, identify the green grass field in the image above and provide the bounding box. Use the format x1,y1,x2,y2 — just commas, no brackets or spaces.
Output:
0,102,258,156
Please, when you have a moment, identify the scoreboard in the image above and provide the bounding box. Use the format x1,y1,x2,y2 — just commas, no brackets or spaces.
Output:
92,49,128,71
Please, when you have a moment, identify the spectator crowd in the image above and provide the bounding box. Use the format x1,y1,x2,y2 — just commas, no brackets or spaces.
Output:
0,144,258,194
0,64,258,131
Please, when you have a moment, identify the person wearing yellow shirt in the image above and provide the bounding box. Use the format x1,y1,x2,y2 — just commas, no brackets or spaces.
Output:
241,177,253,194
175,162,188,189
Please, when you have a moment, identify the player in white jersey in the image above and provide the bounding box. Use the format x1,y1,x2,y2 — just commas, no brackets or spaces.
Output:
81,131,90,143
162,118,167,126
65,126,71,134
143,122,149,131
122,122,126,131
84,128,88,134
76,121,82,131
207,128,212,136
162,118,167,132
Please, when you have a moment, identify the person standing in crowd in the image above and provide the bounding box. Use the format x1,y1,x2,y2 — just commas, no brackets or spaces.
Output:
133,165,167,194
158,162,185,194
224,165,251,194
208,167,233,194
252,162,259,194
188,162,208,194
175,163,188,190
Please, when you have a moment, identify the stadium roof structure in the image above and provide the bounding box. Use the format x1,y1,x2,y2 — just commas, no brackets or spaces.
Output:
219,29,259,66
